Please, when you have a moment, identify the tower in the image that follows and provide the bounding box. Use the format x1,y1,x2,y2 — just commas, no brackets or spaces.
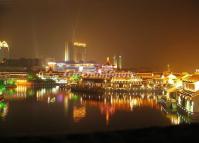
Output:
167,64,171,73
64,42,69,62
0,41,9,62
113,56,117,68
106,57,111,65
64,41,75,62
118,56,122,69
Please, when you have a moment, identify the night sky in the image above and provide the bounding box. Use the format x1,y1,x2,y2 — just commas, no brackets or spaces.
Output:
0,0,199,72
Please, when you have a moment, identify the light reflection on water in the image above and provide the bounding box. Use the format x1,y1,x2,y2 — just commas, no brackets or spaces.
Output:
0,86,192,135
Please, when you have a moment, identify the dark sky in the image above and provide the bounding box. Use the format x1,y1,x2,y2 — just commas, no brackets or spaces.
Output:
0,0,199,72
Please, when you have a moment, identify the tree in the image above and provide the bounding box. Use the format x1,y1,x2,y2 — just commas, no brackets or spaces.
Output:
70,74,81,83
27,72,40,81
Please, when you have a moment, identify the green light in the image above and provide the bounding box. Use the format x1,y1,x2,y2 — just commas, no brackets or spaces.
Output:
0,102,6,109
6,79,16,86
70,74,81,83
71,93,80,101
6,89,17,96
0,80,6,95
27,89,35,97
27,72,40,81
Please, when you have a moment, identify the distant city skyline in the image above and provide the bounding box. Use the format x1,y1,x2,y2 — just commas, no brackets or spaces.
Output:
0,0,199,72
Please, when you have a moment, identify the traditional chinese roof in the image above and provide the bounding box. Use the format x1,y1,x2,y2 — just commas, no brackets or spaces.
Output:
183,74,199,82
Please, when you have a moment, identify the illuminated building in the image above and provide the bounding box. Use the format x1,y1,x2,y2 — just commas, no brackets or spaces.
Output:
174,73,199,113
136,72,154,80
64,42,69,62
101,57,117,72
182,74,199,92
110,72,142,90
45,58,56,71
15,79,28,86
75,78,106,93
167,74,177,85
73,42,87,63
151,72,164,86
106,57,111,65
64,41,87,62
46,58,55,65
0,41,9,62
162,73,187,88
136,72,156,86
64,41,76,62
101,65,115,72
118,56,122,69
113,56,117,68
47,61,97,73
167,64,171,73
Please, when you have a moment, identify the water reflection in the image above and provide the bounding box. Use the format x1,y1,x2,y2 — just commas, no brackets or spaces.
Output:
0,101,8,119
79,93,161,125
73,106,86,122
0,86,194,134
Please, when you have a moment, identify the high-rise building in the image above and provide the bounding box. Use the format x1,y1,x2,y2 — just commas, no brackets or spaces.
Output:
0,41,9,62
64,41,74,62
73,42,87,63
64,41,87,63
167,64,171,73
118,56,122,69
113,56,117,68
64,42,69,62
106,57,111,65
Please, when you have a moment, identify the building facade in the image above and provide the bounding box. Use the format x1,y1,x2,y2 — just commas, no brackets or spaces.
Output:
118,56,122,69
65,42,87,63
0,41,9,62
73,42,87,63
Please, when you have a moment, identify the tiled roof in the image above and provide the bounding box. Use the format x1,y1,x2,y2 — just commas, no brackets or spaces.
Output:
184,74,199,82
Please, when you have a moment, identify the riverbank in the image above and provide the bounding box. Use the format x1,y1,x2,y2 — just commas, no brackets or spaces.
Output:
0,123,197,142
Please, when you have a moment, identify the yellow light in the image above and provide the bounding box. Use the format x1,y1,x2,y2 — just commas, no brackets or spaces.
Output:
73,106,86,122
73,42,87,47
16,79,28,85
0,41,9,49
2,41,9,47
175,80,182,88
48,62,56,65
194,81,199,91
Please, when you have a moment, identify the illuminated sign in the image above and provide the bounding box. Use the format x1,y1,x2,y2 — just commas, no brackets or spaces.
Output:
73,42,87,47
48,62,56,65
